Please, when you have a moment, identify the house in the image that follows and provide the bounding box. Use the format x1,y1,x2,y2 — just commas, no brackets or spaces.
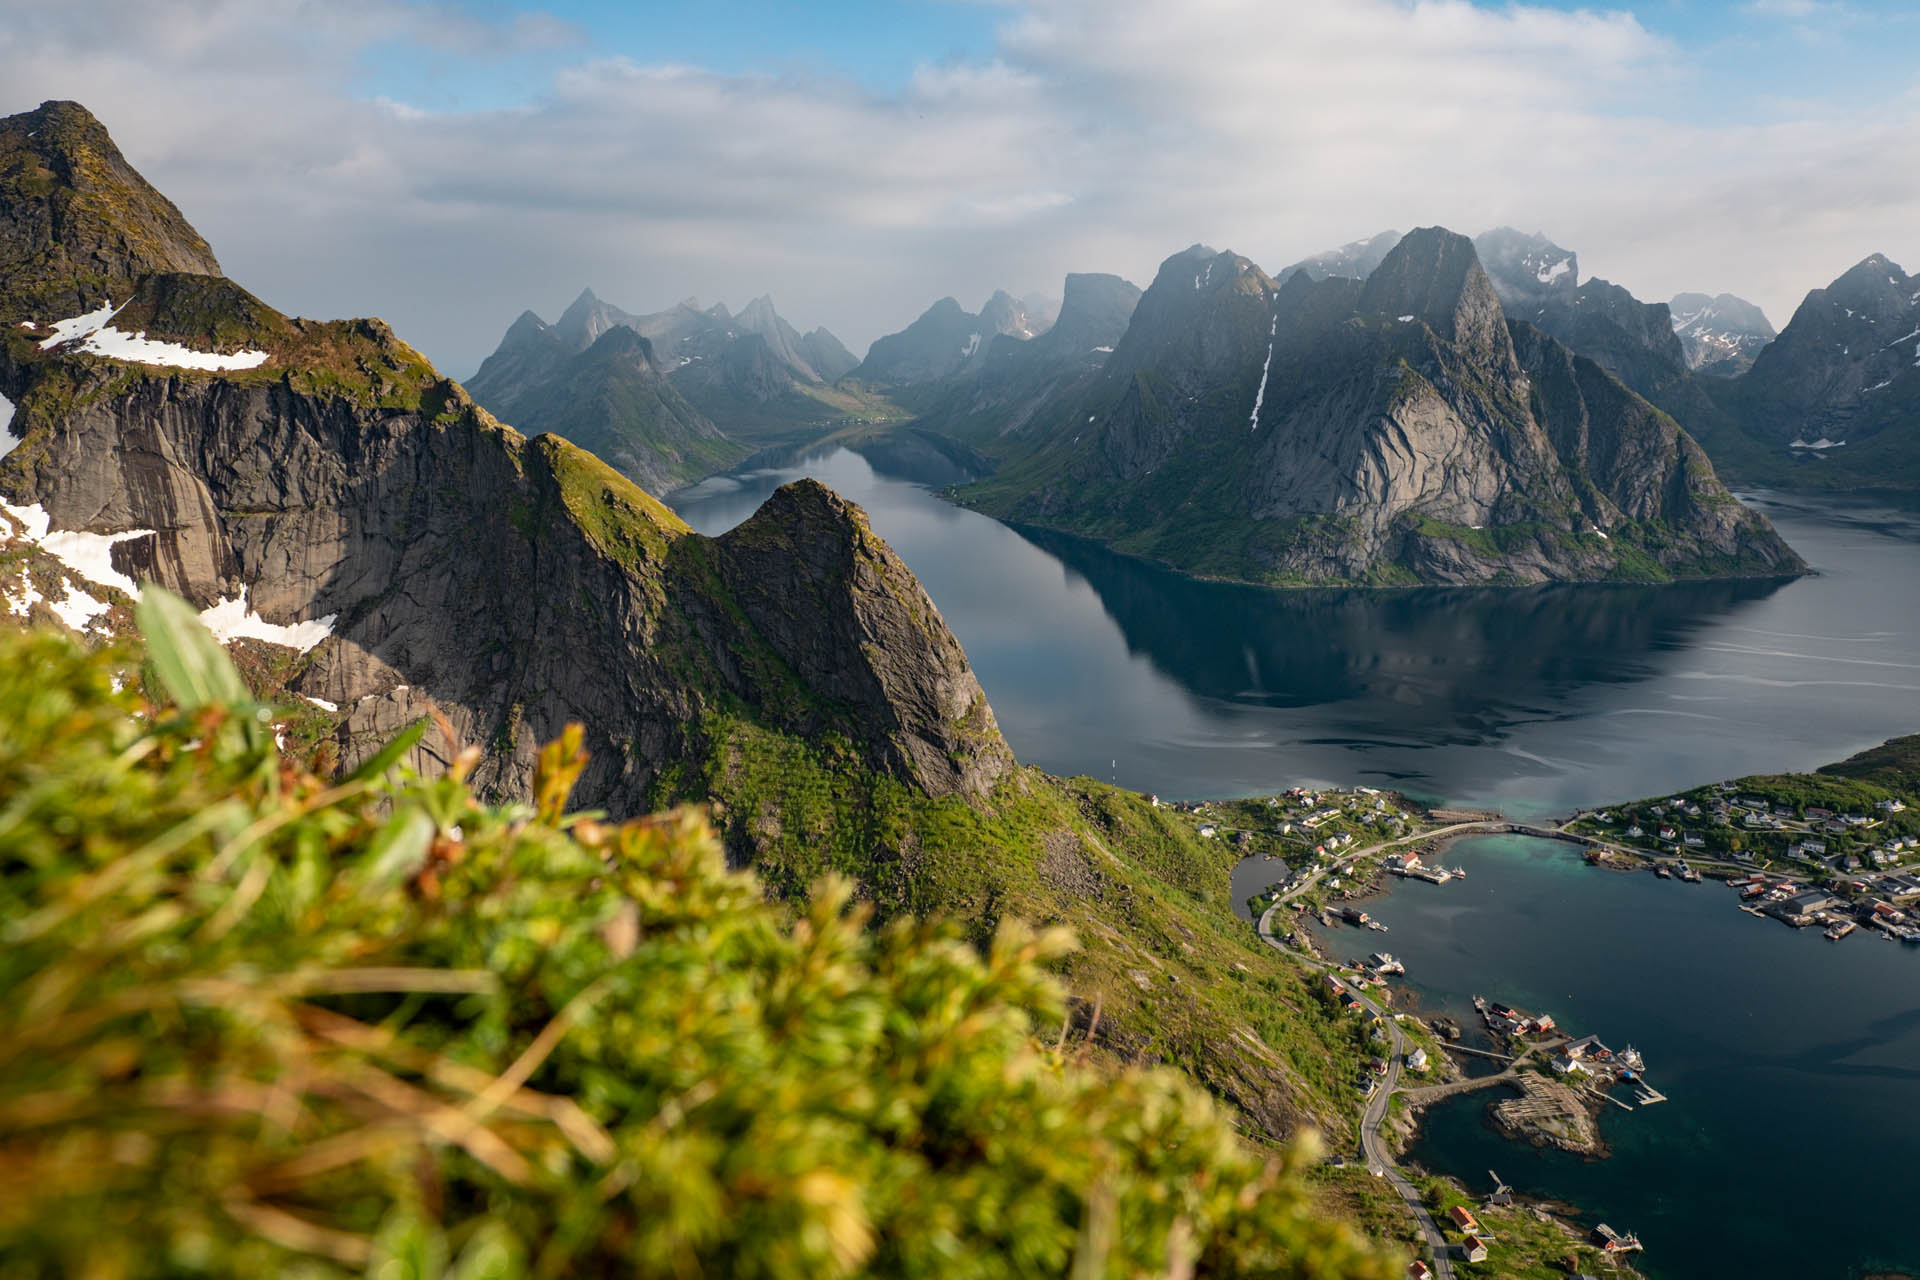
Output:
1407,1262,1433,1280
1626,824,1646,838
1550,1054,1589,1076
1564,1034,1609,1060
1878,799,1907,813
1461,1236,1490,1263
1448,1206,1481,1233
1684,834,1707,848
1197,825,1217,838
1658,825,1679,843
1394,851,1423,870
1406,1047,1429,1071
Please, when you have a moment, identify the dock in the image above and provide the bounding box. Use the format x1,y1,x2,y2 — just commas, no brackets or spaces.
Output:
1633,1085,1667,1105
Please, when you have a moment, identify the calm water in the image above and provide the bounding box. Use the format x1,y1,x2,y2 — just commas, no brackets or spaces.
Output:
1314,835,1920,1280
674,449,1920,818
673,450,1920,1280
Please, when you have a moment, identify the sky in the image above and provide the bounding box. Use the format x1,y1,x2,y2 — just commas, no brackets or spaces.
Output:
2,0,1917,376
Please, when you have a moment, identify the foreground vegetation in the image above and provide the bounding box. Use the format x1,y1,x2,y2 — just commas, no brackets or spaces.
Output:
0,595,1399,1280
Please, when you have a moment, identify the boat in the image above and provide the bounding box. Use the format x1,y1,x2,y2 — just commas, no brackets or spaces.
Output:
1825,920,1856,940
1677,861,1701,882
1653,865,1672,879
1618,1044,1645,1072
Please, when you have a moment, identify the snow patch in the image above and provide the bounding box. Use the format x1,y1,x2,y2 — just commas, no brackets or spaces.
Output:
1864,378,1893,393
304,696,340,713
34,300,269,371
5,567,36,618
48,583,108,631
1,500,153,596
1536,259,1573,285
1248,314,1277,433
198,588,336,653
1397,315,1414,323
1090,345,1113,353
0,392,15,458
959,332,980,358
1788,437,1847,450
37,301,123,349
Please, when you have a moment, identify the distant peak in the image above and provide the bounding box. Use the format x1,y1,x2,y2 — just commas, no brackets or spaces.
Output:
573,287,600,306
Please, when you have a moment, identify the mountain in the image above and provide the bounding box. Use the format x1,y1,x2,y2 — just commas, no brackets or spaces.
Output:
799,324,858,381
955,228,1803,587
473,322,745,495
1698,253,1920,490
850,288,1048,388
903,271,1144,443
1669,292,1775,376
0,100,1397,1173
1472,228,1578,310
469,287,887,469
1278,229,1404,283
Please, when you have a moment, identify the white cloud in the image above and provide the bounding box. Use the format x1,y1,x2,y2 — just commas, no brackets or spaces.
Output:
0,0,1913,372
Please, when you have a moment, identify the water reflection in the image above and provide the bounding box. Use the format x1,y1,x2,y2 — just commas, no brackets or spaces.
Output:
674,450,1920,816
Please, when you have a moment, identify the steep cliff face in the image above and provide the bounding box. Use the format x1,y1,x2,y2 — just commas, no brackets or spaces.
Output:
0,99,1012,816
958,228,1802,586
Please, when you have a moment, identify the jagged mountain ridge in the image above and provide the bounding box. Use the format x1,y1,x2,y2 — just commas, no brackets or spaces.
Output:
0,101,1393,1159
467,286,883,484
850,288,1057,388
954,228,1803,587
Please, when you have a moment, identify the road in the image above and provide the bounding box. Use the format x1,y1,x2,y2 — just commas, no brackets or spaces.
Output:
1257,894,1459,1278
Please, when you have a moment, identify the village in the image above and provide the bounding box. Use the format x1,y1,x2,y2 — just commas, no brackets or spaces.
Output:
1569,781,1920,944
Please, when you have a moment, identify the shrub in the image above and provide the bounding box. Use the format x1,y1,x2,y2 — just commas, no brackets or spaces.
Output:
0,591,1393,1280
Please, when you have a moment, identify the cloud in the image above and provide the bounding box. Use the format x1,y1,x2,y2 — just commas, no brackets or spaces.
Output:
0,0,1914,372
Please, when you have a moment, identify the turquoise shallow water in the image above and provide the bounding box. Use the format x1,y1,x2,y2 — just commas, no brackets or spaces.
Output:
1314,835,1920,1280
675,451,1920,1279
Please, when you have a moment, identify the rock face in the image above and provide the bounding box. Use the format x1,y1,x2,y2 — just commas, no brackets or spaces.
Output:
956,228,1803,587
0,99,1013,815
1669,292,1775,376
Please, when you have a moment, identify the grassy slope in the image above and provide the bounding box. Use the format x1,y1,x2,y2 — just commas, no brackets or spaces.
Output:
649,713,1381,1145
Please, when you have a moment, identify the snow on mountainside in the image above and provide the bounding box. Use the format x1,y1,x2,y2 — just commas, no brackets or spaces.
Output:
1669,292,1775,376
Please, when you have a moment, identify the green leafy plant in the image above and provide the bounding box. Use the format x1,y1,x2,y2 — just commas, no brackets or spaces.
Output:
0,591,1395,1280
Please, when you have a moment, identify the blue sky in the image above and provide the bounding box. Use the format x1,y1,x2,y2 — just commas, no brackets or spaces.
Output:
358,0,1920,125
5,0,1916,373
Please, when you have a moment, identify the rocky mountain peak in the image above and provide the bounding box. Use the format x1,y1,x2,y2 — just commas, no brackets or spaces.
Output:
1473,227,1579,309
1044,272,1141,351
711,479,1014,799
1823,253,1914,316
1669,292,1775,375
978,289,1040,341
1277,229,1404,284
1360,226,1510,358
0,101,224,321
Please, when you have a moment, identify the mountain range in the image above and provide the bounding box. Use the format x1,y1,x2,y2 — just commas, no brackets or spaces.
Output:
0,98,1381,1173
947,230,1803,586
466,286,886,495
